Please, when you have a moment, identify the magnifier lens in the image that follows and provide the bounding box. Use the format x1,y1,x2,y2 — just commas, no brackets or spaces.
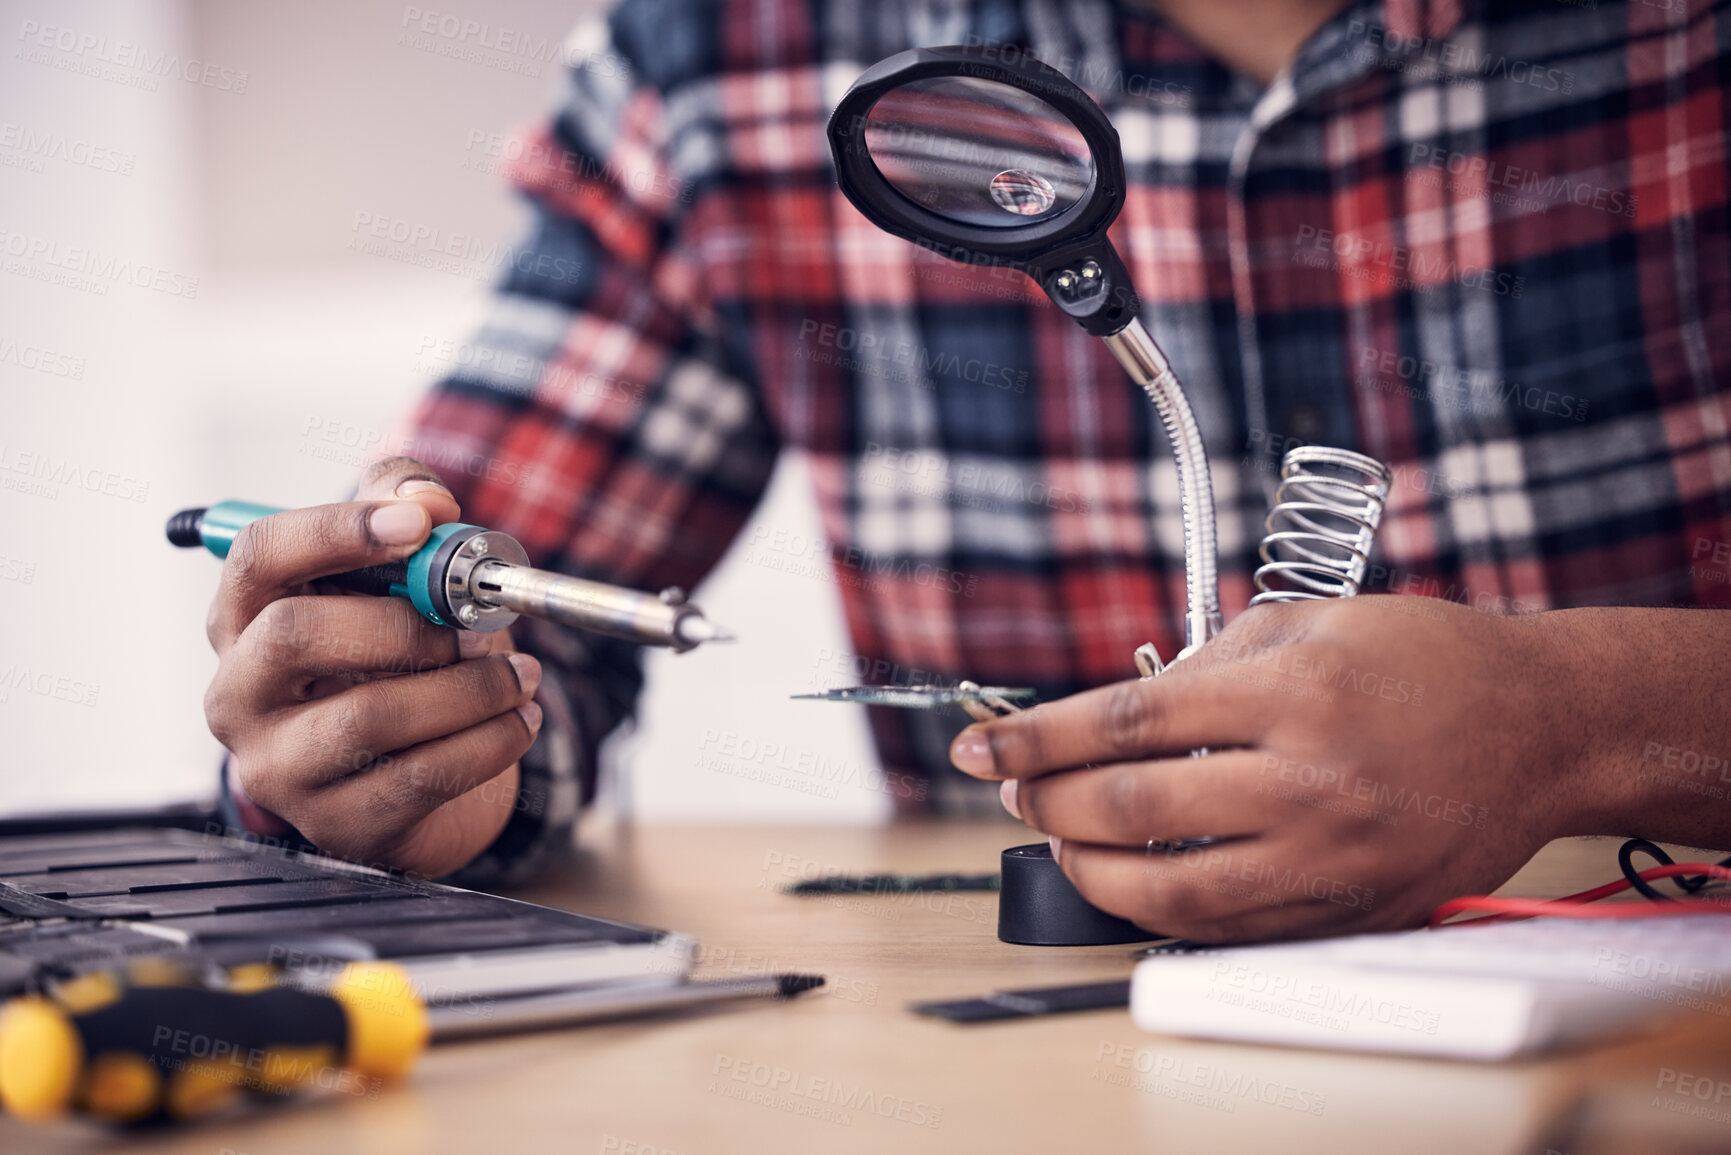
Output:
989,169,1057,215
861,76,1093,229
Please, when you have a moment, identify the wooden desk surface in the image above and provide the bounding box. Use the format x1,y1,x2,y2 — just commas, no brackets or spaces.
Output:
6,823,1731,1155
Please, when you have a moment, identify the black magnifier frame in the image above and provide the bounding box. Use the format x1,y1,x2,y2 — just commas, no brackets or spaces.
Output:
827,45,1138,336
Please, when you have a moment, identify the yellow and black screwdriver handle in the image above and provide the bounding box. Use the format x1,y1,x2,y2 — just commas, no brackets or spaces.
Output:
0,961,427,1125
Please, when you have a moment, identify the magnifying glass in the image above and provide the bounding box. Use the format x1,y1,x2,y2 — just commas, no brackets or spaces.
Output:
828,46,1222,662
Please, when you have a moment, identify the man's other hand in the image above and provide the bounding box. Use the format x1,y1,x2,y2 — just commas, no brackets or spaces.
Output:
949,597,1585,943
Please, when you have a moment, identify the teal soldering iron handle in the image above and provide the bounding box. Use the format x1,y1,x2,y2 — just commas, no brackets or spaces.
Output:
166,500,514,631
165,501,733,651
174,500,414,600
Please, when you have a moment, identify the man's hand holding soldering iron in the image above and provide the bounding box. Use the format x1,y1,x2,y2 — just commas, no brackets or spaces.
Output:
202,457,540,878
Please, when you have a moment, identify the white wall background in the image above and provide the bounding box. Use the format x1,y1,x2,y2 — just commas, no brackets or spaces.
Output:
0,0,885,824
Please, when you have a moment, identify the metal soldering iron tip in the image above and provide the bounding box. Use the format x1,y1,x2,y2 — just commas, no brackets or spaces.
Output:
674,616,736,648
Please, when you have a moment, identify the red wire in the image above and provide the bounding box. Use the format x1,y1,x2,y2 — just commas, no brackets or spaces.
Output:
1431,863,1731,928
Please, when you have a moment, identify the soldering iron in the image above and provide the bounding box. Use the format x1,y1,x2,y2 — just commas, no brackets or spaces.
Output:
165,501,732,652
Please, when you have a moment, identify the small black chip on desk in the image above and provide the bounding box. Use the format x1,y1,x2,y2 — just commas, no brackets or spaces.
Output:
910,979,1131,1023
786,872,999,895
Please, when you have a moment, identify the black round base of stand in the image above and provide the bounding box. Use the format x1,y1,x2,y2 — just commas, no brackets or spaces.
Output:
996,843,1163,946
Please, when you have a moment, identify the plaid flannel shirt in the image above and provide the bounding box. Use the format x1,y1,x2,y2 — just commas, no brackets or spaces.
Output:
377,0,1731,884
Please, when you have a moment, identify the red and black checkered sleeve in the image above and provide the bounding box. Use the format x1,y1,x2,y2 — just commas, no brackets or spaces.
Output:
400,24,782,887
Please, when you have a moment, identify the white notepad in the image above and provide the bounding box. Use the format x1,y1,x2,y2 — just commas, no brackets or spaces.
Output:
1131,916,1731,1060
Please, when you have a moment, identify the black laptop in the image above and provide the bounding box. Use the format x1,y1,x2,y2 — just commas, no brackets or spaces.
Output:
0,826,694,1007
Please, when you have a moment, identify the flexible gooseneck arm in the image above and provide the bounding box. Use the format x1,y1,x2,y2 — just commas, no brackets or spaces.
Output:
1102,317,1223,658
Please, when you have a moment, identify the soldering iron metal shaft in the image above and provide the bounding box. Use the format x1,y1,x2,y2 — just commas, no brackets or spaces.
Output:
471,560,730,653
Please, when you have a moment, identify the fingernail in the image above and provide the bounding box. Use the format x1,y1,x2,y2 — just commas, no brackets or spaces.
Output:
1000,779,1021,820
517,700,543,732
458,631,491,658
396,478,450,498
950,728,995,776
507,652,542,695
369,503,427,545
1049,835,1063,860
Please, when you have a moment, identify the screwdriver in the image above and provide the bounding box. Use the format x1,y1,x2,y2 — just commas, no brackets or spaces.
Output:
166,502,733,652
0,960,427,1125
0,965,823,1125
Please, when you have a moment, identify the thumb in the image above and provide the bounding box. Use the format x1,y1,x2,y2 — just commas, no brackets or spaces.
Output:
357,455,462,526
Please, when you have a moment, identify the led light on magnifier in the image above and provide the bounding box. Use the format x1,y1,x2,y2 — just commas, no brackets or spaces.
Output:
989,169,1057,216
1051,260,1105,304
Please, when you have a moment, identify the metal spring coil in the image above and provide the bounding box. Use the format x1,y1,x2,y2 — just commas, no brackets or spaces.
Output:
1250,446,1393,604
